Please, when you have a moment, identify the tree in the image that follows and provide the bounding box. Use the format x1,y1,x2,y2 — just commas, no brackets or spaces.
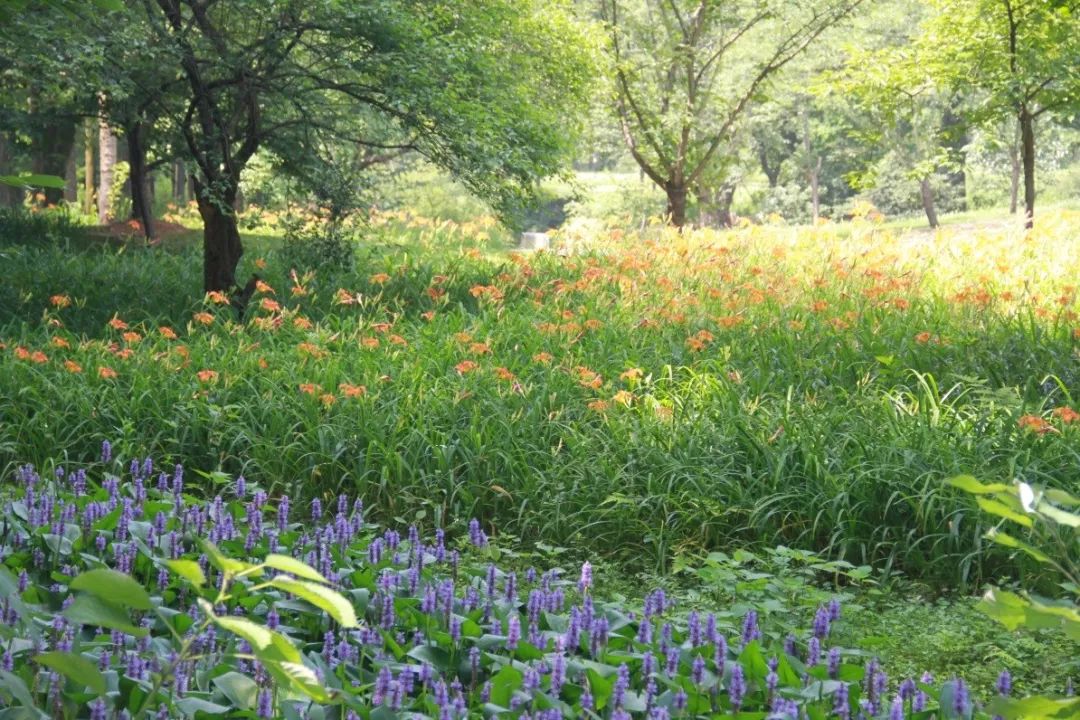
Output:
918,0,1080,229
600,0,864,227
119,0,595,294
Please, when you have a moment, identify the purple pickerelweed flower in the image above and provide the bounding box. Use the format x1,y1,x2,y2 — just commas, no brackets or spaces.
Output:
899,678,916,701
996,670,1012,696
741,610,761,648
828,598,842,621
807,636,821,667
813,605,831,639
578,561,592,593
612,664,630,708
90,698,107,720
101,440,112,464
728,663,746,710
687,610,701,647
827,647,841,678
692,654,706,686
952,678,970,717
714,635,728,677
914,689,928,712
506,615,520,651
311,497,322,522
833,683,850,720
784,633,797,657
468,518,488,547
889,694,904,720
766,669,779,696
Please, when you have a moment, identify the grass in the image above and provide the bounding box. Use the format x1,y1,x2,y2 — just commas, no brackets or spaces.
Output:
2,207,1080,591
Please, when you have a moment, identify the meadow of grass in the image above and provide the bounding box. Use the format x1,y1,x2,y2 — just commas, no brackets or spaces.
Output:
2,208,1079,590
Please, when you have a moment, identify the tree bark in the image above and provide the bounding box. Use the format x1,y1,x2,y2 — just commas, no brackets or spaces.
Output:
801,105,820,222
98,117,117,224
666,183,688,227
196,179,244,293
126,122,154,239
30,120,75,206
696,182,735,228
0,133,19,208
919,177,939,229
64,141,78,204
84,119,95,215
1019,106,1035,230
172,160,188,204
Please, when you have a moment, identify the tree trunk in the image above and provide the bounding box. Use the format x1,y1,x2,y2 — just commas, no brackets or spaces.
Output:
697,182,735,228
919,177,939,229
0,133,18,208
83,119,95,216
801,105,820,223
196,180,244,293
30,120,75,206
666,183,687,227
126,122,154,239
172,160,188,204
98,117,117,224
1019,106,1035,230
64,141,78,204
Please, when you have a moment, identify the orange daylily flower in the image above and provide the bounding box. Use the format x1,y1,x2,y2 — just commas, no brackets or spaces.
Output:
620,368,643,381
206,291,230,305
64,360,82,374
1052,406,1080,424
108,316,128,330
51,337,70,349
193,312,215,325
98,366,118,379
259,298,281,313
370,273,391,284
50,294,71,308
122,331,141,344
159,326,178,340
30,351,48,364
339,383,367,398
255,280,275,295
196,369,219,383
299,383,321,395
455,360,479,374
1018,414,1055,435
533,352,553,364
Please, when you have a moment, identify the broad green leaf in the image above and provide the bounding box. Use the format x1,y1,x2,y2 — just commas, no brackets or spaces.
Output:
1043,488,1080,507
0,670,46,716
175,698,230,716
1035,502,1080,528
263,661,332,703
977,588,1029,630
0,174,66,189
489,664,523,708
986,695,1080,720
407,644,451,671
263,554,328,583
166,559,206,587
70,568,151,610
200,539,260,576
975,497,1033,527
269,577,357,628
212,615,300,663
985,529,1050,563
34,651,106,695
212,671,259,711
63,595,147,637
946,475,1009,495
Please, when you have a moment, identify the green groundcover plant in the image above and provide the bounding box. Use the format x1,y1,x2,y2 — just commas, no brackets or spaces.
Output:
1,447,1076,719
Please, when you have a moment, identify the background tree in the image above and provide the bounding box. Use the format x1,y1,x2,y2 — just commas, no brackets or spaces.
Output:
601,0,864,227
917,0,1080,229
131,0,596,294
